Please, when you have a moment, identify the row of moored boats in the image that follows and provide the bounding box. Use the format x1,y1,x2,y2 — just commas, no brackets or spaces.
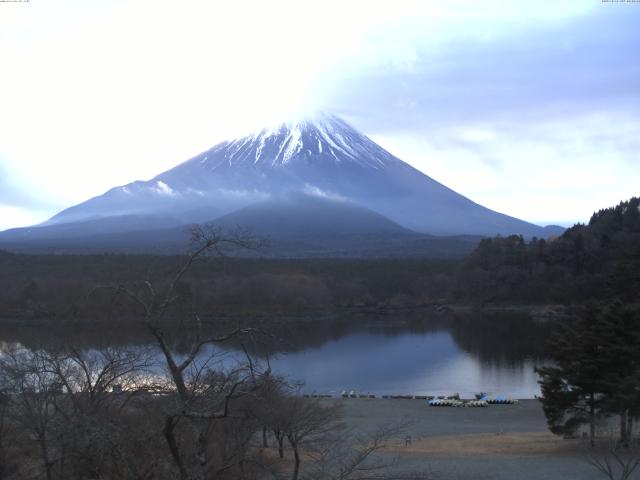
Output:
333,391,519,406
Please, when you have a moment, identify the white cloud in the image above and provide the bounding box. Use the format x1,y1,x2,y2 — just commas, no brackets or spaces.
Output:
303,184,348,203
0,0,388,218
372,112,640,225
218,189,270,201
153,181,176,197
0,205,47,231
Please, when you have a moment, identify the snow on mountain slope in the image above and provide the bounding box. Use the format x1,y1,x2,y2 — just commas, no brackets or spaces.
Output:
200,113,398,169
21,112,556,238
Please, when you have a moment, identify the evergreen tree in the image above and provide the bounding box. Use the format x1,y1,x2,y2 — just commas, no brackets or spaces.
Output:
536,308,608,446
538,304,640,446
597,303,640,445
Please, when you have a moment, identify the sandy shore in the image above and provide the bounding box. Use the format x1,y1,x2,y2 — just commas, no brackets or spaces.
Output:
330,398,604,480
385,432,578,456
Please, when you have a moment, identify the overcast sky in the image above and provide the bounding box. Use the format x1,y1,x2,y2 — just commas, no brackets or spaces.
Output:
0,0,638,230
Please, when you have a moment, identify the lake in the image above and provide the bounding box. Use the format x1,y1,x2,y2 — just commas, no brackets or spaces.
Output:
0,311,553,399
248,314,551,399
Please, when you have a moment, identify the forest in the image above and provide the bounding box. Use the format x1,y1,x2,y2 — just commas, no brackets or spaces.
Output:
455,197,640,305
0,198,637,329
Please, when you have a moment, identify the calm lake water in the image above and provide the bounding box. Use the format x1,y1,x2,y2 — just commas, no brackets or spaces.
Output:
203,313,553,399
1,312,553,399
265,330,543,398
256,319,549,399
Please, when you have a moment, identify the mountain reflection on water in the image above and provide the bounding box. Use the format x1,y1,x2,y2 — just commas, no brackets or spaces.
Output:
247,313,551,398
0,311,552,398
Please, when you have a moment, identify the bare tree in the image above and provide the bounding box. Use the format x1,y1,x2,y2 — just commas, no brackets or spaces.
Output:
45,347,155,479
586,437,640,480
95,224,269,480
307,422,413,480
0,344,165,480
43,346,152,416
280,397,341,480
252,373,295,459
0,391,10,479
0,348,62,480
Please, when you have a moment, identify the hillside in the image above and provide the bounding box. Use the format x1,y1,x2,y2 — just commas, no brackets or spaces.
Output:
455,197,640,304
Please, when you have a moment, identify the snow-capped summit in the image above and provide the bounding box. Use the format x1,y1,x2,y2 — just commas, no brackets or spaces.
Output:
207,112,398,170
3,113,564,246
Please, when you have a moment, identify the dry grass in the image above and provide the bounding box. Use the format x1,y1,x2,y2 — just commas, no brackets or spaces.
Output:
384,432,581,457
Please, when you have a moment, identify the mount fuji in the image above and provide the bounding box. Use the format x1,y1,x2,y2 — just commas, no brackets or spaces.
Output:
0,113,563,256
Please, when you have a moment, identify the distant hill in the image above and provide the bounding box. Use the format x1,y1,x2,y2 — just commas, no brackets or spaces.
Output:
456,197,640,304
214,194,411,237
0,196,481,258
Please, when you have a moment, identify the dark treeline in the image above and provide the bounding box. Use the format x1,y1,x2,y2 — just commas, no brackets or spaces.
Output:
0,253,456,325
0,197,638,328
455,197,640,305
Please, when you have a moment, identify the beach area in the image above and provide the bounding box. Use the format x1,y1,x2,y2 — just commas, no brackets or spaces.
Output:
333,398,606,480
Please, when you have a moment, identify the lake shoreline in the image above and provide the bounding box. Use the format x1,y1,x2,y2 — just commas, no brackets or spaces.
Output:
0,301,580,327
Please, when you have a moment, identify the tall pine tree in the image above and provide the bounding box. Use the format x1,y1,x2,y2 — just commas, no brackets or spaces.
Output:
597,303,640,445
537,304,640,446
536,308,608,446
